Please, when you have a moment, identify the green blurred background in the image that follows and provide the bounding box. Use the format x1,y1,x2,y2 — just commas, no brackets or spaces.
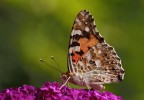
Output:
0,0,144,100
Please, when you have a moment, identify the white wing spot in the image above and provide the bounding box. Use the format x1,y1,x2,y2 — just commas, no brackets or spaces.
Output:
72,29,82,36
95,60,101,67
76,18,80,22
85,27,89,32
76,18,82,25
84,51,91,61
69,46,80,53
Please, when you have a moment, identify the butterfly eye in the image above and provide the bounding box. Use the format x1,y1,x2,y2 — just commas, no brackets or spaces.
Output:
62,74,68,80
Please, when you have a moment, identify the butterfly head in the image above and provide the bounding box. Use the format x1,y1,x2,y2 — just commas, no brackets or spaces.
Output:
61,72,70,82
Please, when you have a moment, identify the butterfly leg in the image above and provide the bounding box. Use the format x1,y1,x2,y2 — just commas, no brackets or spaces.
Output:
86,85,91,91
59,77,71,90
83,78,91,90
67,82,70,87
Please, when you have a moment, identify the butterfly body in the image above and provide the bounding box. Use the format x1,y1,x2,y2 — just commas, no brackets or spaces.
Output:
61,10,125,90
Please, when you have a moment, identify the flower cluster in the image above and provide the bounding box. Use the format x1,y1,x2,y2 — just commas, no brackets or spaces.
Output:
0,82,122,100
0,85,36,100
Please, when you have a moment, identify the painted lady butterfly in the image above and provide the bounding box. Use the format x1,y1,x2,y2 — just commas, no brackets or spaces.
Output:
61,10,125,90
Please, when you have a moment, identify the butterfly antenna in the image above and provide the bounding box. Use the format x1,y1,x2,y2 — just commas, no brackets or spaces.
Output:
40,58,63,73
50,56,63,72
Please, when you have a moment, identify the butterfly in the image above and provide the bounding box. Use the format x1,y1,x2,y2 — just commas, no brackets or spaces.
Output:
60,10,125,90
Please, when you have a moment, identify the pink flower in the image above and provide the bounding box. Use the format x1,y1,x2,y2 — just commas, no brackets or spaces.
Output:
0,85,36,100
0,82,122,100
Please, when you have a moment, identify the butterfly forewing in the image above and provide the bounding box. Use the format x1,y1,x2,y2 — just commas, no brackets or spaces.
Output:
66,10,124,89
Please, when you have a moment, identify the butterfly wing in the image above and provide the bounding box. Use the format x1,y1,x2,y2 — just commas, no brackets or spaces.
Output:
68,10,125,86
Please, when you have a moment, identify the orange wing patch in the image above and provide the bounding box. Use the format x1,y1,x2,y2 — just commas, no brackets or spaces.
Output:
72,33,99,64
79,33,99,55
72,50,81,63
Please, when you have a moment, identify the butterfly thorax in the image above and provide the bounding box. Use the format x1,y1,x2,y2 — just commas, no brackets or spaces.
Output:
61,71,86,86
